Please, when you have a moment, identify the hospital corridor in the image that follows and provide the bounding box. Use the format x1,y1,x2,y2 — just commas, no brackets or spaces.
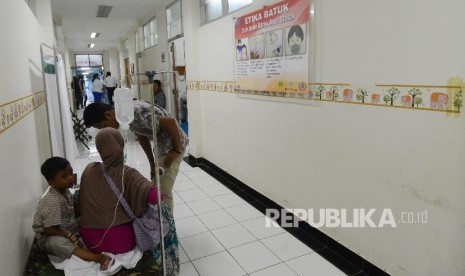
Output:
1,0,465,275
67,123,348,276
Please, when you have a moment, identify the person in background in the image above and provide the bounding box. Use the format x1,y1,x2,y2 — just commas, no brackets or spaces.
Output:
32,157,110,270
71,76,84,109
83,101,188,210
91,73,104,103
153,79,166,108
82,75,90,107
104,72,117,106
78,74,86,107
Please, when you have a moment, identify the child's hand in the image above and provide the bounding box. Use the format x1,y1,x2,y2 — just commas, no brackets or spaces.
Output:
75,239,84,247
67,232,82,246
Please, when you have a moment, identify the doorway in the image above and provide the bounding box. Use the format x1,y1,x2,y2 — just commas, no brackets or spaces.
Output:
124,58,131,88
72,66,104,104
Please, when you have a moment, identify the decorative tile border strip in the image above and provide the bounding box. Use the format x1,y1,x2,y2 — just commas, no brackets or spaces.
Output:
187,81,236,93
0,91,46,135
187,81,463,113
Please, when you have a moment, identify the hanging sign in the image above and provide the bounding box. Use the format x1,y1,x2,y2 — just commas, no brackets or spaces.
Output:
234,0,310,93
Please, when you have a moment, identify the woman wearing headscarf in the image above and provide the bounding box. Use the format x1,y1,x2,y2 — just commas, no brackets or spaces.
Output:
79,128,179,274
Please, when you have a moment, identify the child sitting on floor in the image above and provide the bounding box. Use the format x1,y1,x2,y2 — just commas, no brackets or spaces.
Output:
32,157,110,270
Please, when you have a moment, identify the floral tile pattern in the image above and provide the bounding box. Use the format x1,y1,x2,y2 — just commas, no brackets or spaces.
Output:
187,80,463,113
0,91,45,134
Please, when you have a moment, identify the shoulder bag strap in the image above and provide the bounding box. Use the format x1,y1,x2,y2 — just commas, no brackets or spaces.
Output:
99,163,136,220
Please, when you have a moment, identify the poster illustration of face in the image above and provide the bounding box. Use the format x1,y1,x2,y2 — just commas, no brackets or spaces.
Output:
237,38,249,61
286,24,306,56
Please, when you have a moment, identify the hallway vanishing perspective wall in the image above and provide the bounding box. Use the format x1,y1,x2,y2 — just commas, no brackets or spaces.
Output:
185,0,465,275
188,80,464,114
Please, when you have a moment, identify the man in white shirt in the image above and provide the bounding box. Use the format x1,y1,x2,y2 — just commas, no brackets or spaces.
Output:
104,72,117,106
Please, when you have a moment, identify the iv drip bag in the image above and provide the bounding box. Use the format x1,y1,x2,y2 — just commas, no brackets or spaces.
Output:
114,88,134,130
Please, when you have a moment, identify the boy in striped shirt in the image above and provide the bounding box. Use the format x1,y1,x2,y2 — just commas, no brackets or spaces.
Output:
32,157,110,270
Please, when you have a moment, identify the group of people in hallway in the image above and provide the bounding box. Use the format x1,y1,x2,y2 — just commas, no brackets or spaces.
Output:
32,94,187,274
90,71,117,105
72,71,117,109
83,72,165,109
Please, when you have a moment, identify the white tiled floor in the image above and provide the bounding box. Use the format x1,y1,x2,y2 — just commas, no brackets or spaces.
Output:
72,122,347,276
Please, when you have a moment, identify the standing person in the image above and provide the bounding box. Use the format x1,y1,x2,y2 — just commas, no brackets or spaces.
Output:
32,157,110,270
153,79,166,108
104,72,117,106
71,76,83,109
83,101,188,209
82,75,89,107
91,73,104,103
78,74,86,107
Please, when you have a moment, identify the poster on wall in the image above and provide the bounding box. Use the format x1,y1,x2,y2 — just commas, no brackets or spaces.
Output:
234,0,310,94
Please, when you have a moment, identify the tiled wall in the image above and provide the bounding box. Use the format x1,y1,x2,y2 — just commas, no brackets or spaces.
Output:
0,92,46,135
187,81,463,114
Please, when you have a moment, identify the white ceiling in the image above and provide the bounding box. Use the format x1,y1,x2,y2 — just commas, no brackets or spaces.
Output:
51,0,164,52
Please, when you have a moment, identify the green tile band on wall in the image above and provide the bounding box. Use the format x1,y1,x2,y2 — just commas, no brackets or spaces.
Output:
186,81,463,114
0,91,46,135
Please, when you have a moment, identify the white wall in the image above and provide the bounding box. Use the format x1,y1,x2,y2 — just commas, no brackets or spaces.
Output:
0,0,55,274
182,0,203,156
107,48,121,83
120,0,187,114
186,0,465,275
136,0,172,105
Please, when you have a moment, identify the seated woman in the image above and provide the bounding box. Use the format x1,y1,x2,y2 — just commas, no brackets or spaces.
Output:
79,127,179,274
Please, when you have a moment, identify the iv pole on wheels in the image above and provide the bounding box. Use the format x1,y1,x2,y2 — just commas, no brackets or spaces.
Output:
129,70,178,276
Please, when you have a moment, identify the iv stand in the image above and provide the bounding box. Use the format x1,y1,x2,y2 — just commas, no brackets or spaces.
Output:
139,70,178,276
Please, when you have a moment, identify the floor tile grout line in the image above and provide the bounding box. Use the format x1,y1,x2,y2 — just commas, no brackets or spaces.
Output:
192,161,361,276
179,175,261,275
246,261,299,276
178,243,191,264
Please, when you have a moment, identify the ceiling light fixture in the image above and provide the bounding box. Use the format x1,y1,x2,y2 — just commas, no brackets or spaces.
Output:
90,32,100,38
88,44,95,48
97,5,113,18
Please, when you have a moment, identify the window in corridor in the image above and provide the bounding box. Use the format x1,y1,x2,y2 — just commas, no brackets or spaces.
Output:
201,0,253,24
143,17,158,49
166,1,183,41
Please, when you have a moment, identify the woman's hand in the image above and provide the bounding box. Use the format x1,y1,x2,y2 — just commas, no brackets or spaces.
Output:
151,150,178,178
163,150,181,170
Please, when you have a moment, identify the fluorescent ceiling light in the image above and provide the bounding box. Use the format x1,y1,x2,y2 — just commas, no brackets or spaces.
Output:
88,44,95,48
97,5,113,18
90,32,100,38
